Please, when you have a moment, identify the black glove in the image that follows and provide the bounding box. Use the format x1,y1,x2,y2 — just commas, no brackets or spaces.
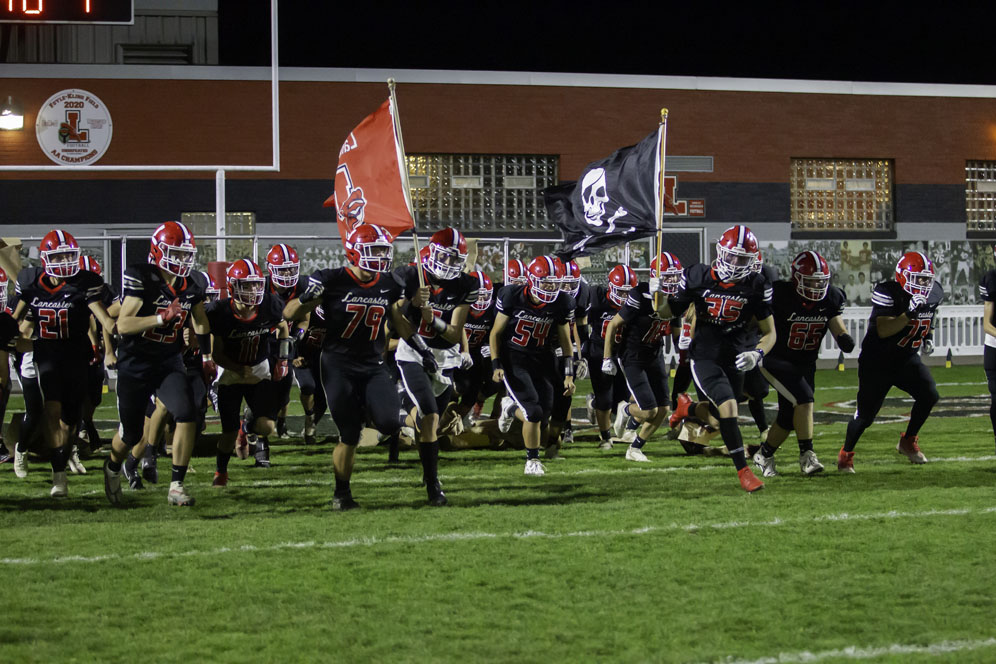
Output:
409,335,438,374
837,333,855,353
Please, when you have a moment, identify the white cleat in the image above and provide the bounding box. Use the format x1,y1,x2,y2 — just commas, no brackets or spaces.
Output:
752,450,778,478
67,446,87,475
498,397,517,434
625,446,650,462
50,471,68,498
585,393,596,425
612,402,629,439
103,458,123,506
13,450,28,478
620,429,638,444
524,458,545,476
167,481,195,506
598,440,614,450
799,450,825,476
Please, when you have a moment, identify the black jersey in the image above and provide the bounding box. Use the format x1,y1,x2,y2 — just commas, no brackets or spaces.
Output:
394,265,478,350
309,267,403,361
617,282,675,363
206,292,285,367
0,311,18,350
980,270,996,348
496,285,574,356
266,276,303,307
669,263,773,362
15,267,104,348
573,281,591,321
299,304,328,359
767,280,846,364
117,264,208,362
584,284,623,359
860,279,944,361
465,302,496,353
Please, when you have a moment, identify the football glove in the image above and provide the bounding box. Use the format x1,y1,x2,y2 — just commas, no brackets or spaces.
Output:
574,358,589,380
908,294,928,313
735,349,763,371
409,335,438,374
480,345,491,358
922,337,935,355
202,357,218,385
460,351,474,370
271,358,289,382
298,280,324,304
601,358,617,376
837,333,855,354
648,277,662,293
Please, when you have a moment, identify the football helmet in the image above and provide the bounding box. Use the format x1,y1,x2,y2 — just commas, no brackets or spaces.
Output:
896,251,935,297
751,250,764,274
39,229,81,279
607,264,638,306
345,224,394,273
650,252,683,295
265,243,300,288
0,266,8,312
470,271,493,311
527,256,564,304
426,227,467,280
149,221,197,278
714,225,758,282
203,272,221,301
79,255,102,276
506,258,527,285
227,259,266,306
561,259,582,296
790,251,831,301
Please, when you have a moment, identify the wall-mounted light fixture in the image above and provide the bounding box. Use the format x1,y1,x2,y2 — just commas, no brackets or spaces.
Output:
0,96,25,131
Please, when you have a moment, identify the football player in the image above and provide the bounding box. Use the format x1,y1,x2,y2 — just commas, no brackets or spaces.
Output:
264,243,302,439
102,221,212,507
453,271,497,427
979,244,996,454
393,227,478,504
839,251,943,471
207,259,289,485
546,259,589,455
13,230,113,498
492,256,575,476
78,255,118,458
657,225,773,493
603,252,682,462
0,268,17,465
293,303,328,445
285,224,423,509
752,251,852,477
586,264,637,449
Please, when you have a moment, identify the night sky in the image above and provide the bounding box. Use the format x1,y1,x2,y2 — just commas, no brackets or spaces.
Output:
220,1,989,85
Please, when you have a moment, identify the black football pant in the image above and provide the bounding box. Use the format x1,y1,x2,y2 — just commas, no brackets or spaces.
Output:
454,354,497,410
34,340,89,427
322,352,401,446
586,350,629,412
844,353,938,451
985,346,996,438
502,350,556,423
619,355,671,412
116,353,197,447
761,356,817,431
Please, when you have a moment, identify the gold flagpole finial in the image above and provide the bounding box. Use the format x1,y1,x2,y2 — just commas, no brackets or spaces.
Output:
661,108,669,121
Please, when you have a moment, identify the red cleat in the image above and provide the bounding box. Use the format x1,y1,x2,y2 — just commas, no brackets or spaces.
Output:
212,471,228,487
837,447,855,473
737,466,764,493
235,422,249,460
896,432,927,464
669,393,693,429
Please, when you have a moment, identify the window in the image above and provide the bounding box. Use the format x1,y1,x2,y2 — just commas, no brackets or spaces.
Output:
966,160,996,232
406,154,558,232
790,158,894,232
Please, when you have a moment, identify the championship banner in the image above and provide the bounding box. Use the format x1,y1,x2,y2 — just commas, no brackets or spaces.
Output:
545,127,664,259
324,98,415,243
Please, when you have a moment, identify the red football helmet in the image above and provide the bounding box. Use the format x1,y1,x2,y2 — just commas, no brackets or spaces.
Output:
561,259,582,297
265,243,300,288
149,221,196,277
0,266,8,311
752,250,764,274
607,264,638,306
896,251,935,297
506,258,527,285
426,227,467,280
651,252,683,295
345,224,394,273
527,256,564,303
790,251,831,301
79,255,102,276
470,271,494,311
39,229,81,279
227,259,266,306
714,225,758,282
203,271,221,301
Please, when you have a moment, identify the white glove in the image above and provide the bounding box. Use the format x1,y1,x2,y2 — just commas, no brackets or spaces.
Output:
554,347,563,357
648,277,662,293
601,358,617,376
460,351,474,370
735,350,762,371
574,358,589,380
922,338,935,355
678,332,691,350
480,345,491,358
908,294,927,313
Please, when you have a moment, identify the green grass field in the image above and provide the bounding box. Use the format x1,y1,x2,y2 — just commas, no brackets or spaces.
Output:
1,365,995,663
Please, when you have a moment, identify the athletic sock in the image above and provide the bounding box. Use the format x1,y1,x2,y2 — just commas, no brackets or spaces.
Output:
599,429,612,442
906,400,935,438
631,436,647,449
417,441,439,485
334,477,351,498
526,448,540,460
626,416,640,431
50,446,68,473
748,398,767,433
843,418,864,452
798,438,814,453
107,458,123,473
216,452,231,474
718,417,747,470
171,464,188,484
759,442,777,458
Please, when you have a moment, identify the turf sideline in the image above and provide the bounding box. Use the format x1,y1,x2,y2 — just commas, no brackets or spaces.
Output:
3,506,994,567
710,637,996,663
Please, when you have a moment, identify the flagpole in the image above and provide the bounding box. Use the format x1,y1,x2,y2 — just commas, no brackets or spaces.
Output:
388,78,425,288
655,108,669,309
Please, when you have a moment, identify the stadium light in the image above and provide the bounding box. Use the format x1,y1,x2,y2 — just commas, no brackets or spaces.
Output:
0,96,24,131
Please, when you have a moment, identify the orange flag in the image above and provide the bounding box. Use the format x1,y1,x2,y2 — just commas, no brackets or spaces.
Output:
324,98,415,242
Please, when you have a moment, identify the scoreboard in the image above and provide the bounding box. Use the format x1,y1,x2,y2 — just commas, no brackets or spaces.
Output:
1,1,134,24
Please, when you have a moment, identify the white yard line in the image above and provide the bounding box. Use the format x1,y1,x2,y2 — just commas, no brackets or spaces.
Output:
710,637,996,663
3,506,994,567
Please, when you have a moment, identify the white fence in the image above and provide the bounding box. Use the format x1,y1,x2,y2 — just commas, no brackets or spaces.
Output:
822,305,984,359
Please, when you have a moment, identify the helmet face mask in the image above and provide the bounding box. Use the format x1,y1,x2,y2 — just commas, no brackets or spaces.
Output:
607,264,637,306
40,230,81,279
227,260,266,306
507,259,528,285
790,251,831,301
527,256,563,304
895,251,934,298
651,252,683,296
346,225,394,273
560,260,581,297
266,244,300,288
426,227,467,281
470,271,493,311
150,222,197,278
713,225,758,282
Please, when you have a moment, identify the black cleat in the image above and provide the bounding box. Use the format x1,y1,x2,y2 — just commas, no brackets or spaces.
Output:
0,441,11,464
426,481,448,507
253,438,271,468
332,495,360,511
121,460,144,490
276,417,288,438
